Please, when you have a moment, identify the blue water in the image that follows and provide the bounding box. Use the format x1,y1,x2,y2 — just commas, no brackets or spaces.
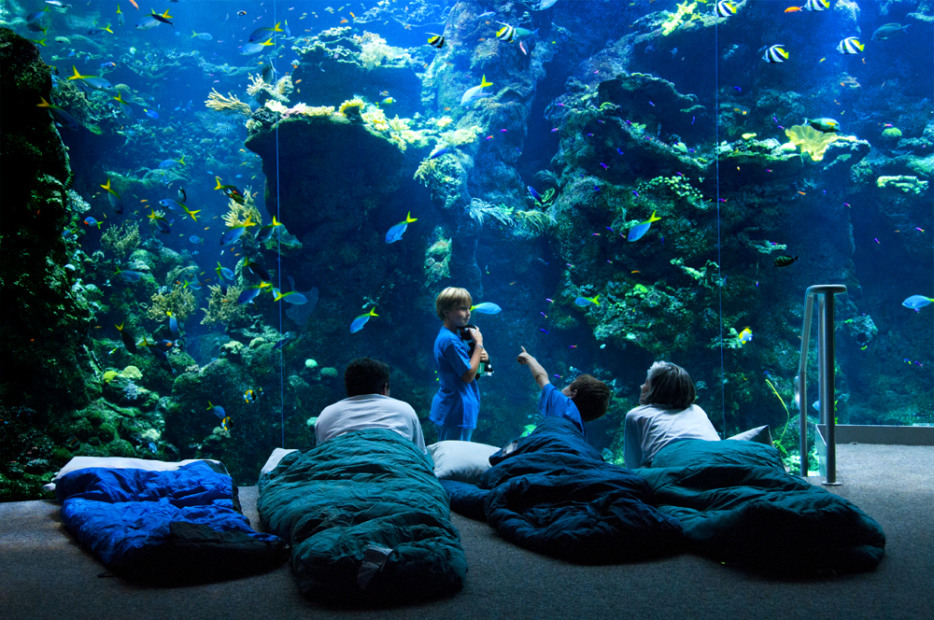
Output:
3,0,932,484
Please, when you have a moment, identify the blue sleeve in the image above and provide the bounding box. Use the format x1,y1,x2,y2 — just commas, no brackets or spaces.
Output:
439,331,472,377
538,384,584,434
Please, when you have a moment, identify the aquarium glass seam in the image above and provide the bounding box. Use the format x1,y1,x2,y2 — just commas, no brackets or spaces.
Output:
274,0,285,449
715,17,725,437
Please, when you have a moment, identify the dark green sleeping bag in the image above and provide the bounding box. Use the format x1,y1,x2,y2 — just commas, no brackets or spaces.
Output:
258,429,466,603
638,439,886,573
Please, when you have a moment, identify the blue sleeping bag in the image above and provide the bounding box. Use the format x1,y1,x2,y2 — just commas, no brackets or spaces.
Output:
56,461,286,583
444,417,684,563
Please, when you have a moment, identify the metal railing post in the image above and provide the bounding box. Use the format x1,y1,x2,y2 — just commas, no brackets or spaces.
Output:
797,284,846,484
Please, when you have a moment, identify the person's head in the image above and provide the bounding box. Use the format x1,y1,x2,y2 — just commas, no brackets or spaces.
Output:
436,286,473,324
344,357,390,397
562,374,611,423
639,361,696,410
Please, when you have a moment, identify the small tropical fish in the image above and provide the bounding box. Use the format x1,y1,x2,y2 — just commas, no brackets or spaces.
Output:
428,33,445,49
628,210,662,242
774,255,798,267
115,322,137,353
350,308,378,333
86,25,114,36
385,212,417,244
461,74,492,106
248,22,283,42
902,295,934,311
207,402,226,419
143,108,159,119
527,185,544,203
495,23,536,43
737,327,753,344
273,289,308,305
802,0,829,11
191,30,213,40
220,417,231,432
837,37,864,55
67,66,112,90
243,257,270,281
470,302,502,315
762,45,789,64
216,262,235,280
189,235,203,244
574,295,600,307
806,117,839,132
116,269,144,282
872,23,909,41
220,225,246,247
238,282,271,304
147,208,172,233
716,1,737,17
167,311,178,334
239,38,274,55
783,5,802,12
243,388,261,403
83,216,103,229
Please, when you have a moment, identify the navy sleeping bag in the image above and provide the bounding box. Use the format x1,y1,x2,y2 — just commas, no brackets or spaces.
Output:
444,417,684,563
56,460,286,583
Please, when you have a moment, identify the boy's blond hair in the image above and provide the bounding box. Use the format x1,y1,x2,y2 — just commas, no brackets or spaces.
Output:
435,287,472,320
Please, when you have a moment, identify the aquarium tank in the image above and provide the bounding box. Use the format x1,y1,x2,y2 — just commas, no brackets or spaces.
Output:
1,0,931,499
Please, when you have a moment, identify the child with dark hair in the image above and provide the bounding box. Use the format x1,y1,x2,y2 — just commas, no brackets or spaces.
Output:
516,346,610,435
623,361,719,468
316,357,426,453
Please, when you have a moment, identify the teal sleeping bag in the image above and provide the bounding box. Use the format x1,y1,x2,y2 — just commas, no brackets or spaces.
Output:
638,439,886,573
258,429,466,603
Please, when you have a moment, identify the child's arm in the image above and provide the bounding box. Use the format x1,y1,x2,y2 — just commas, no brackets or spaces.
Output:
516,346,550,389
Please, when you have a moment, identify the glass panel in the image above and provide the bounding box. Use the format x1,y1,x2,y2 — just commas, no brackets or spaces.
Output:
1,0,931,497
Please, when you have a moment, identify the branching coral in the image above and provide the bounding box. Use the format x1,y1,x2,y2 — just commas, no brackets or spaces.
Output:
467,199,515,227
147,282,197,323
205,88,252,116
353,32,410,70
222,189,262,228
201,284,247,326
246,73,294,104
101,221,140,261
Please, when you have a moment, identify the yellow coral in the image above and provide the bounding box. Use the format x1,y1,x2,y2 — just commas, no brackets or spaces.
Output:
101,221,140,261
784,125,841,161
205,88,252,116
222,188,262,228
338,98,366,118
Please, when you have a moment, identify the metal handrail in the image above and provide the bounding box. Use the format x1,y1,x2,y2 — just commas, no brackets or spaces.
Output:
797,284,847,484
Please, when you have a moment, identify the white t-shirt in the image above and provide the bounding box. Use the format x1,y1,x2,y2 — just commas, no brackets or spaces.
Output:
623,404,720,468
315,394,427,453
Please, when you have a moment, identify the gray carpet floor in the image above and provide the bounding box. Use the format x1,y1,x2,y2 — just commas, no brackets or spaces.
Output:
2,443,933,619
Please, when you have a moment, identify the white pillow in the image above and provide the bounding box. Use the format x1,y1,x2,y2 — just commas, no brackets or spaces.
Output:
428,440,499,484
260,448,298,477
53,456,223,480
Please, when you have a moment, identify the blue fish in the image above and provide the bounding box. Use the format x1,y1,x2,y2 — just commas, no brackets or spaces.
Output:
167,311,178,334
903,295,934,311
574,295,600,307
350,308,378,333
216,262,235,281
220,226,246,247
189,235,203,244
207,402,225,419
273,289,308,305
238,283,270,304
527,185,543,204
461,75,492,106
143,108,159,119
239,38,274,55
116,269,144,282
470,302,502,315
627,210,662,242
385,212,417,244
